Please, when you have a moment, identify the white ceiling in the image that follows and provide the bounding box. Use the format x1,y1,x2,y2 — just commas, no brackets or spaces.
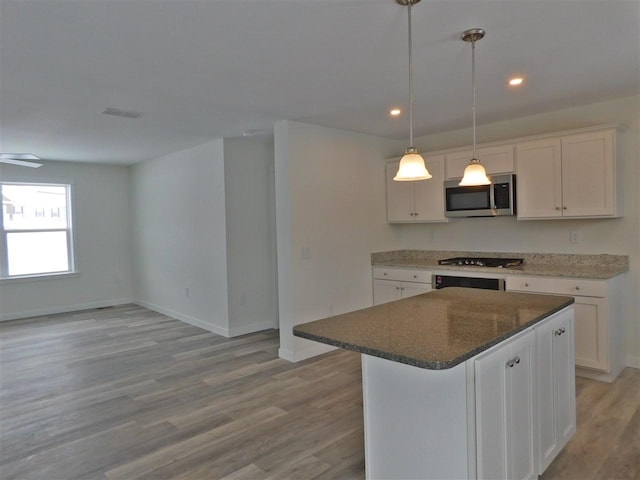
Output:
1,0,638,165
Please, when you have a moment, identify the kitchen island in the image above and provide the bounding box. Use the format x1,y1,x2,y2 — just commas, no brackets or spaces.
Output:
294,287,576,480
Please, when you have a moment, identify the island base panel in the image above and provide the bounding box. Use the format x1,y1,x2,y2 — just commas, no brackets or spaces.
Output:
362,355,474,480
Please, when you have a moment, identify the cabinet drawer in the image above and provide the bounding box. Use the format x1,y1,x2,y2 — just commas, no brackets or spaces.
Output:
373,267,432,283
506,275,606,298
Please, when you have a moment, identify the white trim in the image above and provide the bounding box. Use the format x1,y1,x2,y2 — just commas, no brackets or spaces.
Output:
0,297,134,321
133,299,229,337
626,355,640,369
278,342,336,363
228,320,278,338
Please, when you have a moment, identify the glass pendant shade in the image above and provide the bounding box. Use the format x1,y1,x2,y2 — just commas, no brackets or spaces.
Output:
394,148,432,181
459,158,491,186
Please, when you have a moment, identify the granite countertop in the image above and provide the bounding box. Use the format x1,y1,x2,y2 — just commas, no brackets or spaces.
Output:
371,250,629,279
293,287,574,370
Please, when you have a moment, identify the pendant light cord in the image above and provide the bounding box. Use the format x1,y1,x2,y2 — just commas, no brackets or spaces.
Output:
472,38,476,159
407,1,414,149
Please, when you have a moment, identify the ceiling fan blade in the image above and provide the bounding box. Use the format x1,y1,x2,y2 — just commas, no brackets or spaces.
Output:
0,158,43,168
0,154,43,168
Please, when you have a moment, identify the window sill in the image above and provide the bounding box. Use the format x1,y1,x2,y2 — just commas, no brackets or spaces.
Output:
0,271,80,284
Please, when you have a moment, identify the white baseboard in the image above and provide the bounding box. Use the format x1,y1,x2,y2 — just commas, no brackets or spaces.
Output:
279,342,337,363
228,320,278,338
627,355,640,369
0,297,134,322
133,299,230,337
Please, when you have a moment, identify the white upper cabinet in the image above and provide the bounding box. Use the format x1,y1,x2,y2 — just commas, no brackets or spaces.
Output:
445,145,515,180
516,128,620,219
516,138,563,218
385,155,447,223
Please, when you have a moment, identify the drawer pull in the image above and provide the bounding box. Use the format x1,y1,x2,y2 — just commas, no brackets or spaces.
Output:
383,272,388,276
524,283,529,287
575,286,580,290
554,327,566,336
413,275,418,279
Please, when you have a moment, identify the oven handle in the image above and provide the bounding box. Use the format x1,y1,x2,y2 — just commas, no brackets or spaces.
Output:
432,274,506,291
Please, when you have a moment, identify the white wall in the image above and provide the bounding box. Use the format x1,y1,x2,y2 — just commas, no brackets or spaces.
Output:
130,140,231,335
0,161,133,320
274,120,401,361
404,95,640,366
224,136,278,336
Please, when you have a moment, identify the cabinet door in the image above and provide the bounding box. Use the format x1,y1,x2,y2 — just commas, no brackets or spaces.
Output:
401,281,432,298
516,138,563,219
373,278,402,305
536,309,576,474
413,154,447,222
506,332,537,480
385,161,416,222
475,330,536,480
475,340,510,480
446,145,514,179
574,297,608,371
561,130,615,217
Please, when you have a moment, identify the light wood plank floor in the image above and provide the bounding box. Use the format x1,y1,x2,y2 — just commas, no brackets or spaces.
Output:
0,305,638,480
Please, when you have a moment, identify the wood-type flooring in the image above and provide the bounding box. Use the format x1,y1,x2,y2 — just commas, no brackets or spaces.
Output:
0,304,638,480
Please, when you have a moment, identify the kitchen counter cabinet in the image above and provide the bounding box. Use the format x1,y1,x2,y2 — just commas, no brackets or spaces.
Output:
372,266,432,305
294,289,575,480
475,328,537,480
507,274,624,382
535,309,576,474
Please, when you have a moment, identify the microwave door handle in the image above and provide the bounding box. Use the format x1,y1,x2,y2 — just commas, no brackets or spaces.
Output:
490,183,496,210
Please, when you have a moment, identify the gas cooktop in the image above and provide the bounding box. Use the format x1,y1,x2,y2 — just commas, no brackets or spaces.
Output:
438,257,524,268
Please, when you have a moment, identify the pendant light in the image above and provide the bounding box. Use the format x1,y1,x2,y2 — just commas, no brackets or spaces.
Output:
393,0,431,182
459,28,491,186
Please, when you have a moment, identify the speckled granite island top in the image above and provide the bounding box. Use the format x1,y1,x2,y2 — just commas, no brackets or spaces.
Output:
293,287,574,370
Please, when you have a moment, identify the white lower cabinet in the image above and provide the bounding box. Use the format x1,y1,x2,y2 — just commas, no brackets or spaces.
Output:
506,274,624,382
535,308,576,474
372,267,432,305
474,329,537,480
362,306,576,480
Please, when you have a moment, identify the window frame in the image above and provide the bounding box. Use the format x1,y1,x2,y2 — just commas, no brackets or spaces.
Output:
0,181,76,280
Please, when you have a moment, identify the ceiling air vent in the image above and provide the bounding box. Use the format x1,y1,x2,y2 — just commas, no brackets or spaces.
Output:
101,108,145,119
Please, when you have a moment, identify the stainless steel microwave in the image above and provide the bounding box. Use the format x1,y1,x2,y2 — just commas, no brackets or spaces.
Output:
444,174,516,217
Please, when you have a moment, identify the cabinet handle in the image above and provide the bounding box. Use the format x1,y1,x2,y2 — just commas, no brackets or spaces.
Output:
554,327,566,336
413,275,418,279
575,286,580,291
563,206,567,210
524,283,529,287
555,206,561,211
414,212,419,216
383,272,388,276
506,356,521,368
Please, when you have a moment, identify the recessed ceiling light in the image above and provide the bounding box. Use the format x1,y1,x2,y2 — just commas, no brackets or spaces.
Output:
508,77,524,86
389,108,402,116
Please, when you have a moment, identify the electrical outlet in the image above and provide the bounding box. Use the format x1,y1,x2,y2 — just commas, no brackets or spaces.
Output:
570,230,581,244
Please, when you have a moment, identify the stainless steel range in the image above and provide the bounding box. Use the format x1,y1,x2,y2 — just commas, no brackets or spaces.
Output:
434,257,525,291
438,257,524,268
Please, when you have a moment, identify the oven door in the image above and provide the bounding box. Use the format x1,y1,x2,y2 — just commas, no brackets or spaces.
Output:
433,274,506,291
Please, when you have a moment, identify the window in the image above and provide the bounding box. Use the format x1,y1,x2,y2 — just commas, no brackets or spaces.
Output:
1,183,75,278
